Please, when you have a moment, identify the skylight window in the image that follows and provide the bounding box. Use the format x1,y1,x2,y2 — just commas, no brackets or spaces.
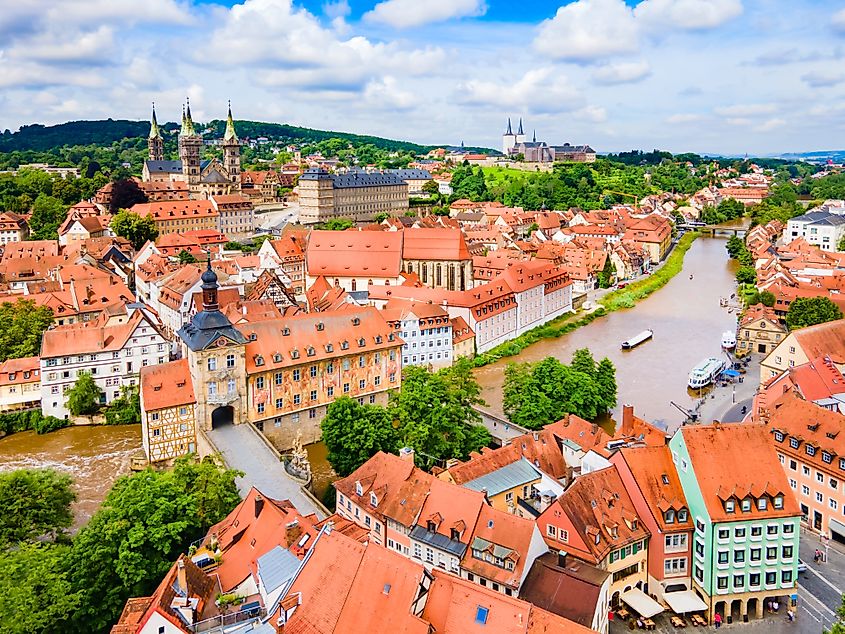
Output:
475,606,489,625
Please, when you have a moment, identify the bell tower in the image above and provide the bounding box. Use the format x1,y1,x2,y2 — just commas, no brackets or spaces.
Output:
178,98,203,187
222,100,241,187
148,102,163,161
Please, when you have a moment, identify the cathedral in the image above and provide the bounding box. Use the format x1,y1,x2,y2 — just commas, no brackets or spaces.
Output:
142,99,242,199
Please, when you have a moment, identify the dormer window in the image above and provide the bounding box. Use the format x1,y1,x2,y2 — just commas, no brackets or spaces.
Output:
741,498,752,512
631,520,638,531
355,481,363,496
282,327,290,336
352,317,360,326
427,520,437,532
388,333,395,341
254,355,264,366
665,509,676,523
369,492,378,507
807,445,817,457
823,452,833,464
341,341,349,350
273,353,282,363
358,337,366,347
789,438,800,449
678,508,688,522
774,431,784,442
773,495,784,509
249,333,257,341
291,349,300,359
450,528,461,541
325,343,334,353
725,500,736,513
307,347,315,357
316,322,325,331
375,335,383,344
757,498,768,510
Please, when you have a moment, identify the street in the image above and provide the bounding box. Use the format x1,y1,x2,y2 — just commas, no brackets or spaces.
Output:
798,530,844,633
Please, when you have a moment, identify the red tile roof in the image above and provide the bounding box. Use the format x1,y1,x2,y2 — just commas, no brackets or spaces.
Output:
306,230,402,278
401,228,472,261
0,356,39,387
140,359,195,411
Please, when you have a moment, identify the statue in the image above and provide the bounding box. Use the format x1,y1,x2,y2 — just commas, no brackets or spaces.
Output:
289,431,312,480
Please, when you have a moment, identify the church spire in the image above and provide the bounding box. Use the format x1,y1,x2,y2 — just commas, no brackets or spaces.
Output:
506,117,513,135
181,97,196,136
533,129,536,143
149,102,161,139
517,117,524,136
200,255,219,312
223,100,238,142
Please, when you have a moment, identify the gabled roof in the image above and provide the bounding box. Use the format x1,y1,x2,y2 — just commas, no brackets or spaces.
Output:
140,359,196,411
792,319,845,364
615,445,691,531
306,230,403,278
401,228,471,261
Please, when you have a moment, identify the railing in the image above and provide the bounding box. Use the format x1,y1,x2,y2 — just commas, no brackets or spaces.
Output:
191,608,264,633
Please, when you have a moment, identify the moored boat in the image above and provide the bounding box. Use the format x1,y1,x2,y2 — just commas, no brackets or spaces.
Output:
688,357,727,389
621,329,654,350
721,330,737,349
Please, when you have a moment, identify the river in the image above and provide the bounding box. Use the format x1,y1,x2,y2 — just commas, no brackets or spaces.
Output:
474,236,739,432
0,425,141,530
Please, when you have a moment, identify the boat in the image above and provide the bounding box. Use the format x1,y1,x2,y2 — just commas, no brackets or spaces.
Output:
688,357,727,389
621,329,653,350
721,330,737,349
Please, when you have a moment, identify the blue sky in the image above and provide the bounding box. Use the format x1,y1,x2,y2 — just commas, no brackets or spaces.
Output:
2,0,845,155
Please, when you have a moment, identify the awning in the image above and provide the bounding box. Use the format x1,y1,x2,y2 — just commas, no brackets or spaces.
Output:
664,590,708,614
620,588,665,618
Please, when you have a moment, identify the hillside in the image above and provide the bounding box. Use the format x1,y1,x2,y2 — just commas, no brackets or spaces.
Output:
0,118,491,155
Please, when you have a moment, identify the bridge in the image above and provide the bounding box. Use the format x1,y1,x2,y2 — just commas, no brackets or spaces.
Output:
206,423,327,519
473,406,530,446
680,223,747,237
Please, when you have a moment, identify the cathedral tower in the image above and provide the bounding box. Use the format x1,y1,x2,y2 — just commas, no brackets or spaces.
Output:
502,117,517,155
178,98,203,187
148,103,163,161
222,101,241,185
516,117,526,144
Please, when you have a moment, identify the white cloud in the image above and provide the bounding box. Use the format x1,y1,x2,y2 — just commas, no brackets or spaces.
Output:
364,0,486,29
592,60,651,84
753,118,786,133
458,67,587,115
803,71,844,88
635,0,743,31
667,113,704,124
323,0,351,19
363,76,415,110
534,0,639,62
8,25,115,65
574,105,608,123
833,8,845,32
715,103,777,117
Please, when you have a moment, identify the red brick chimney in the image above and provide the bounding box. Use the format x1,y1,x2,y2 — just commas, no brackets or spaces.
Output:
176,558,187,594
621,404,635,436
254,494,265,518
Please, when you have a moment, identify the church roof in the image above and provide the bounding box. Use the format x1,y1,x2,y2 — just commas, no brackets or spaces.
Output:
144,159,212,174
224,102,239,143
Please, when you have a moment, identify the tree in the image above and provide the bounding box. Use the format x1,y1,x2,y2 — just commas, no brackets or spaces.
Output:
28,193,67,240
67,456,241,632
0,544,81,634
839,234,845,252
597,256,616,289
320,217,354,231
374,212,390,223
110,209,159,249
177,249,197,264
107,178,147,214
786,297,844,330
65,371,104,416
0,299,54,362
104,385,141,425
421,179,440,197
321,397,399,477
735,266,757,285
0,468,75,547
596,358,618,411
759,290,776,307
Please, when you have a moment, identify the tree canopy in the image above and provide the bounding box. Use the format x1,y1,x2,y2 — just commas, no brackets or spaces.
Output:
0,468,75,547
107,178,147,213
110,209,159,249
503,350,617,429
28,193,67,240
65,371,104,416
104,385,141,426
321,397,398,477
785,297,844,330
0,299,54,362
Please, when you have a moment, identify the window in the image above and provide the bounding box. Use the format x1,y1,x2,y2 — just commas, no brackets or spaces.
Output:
817,492,824,503
832,499,839,511
475,606,489,625
275,398,283,409
750,548,761,561
717,551,728,564
257,403,265,414
226,354,235,368
310,365,317,378
749,573,760,587
208,382,217,397
734,574,744,589
734,550,745,563
717,528,729,540
803,466,811,476
359,379,366,390
767,524,778,536
783,523,794,535
751,526,762,537
774,431,784,442
678,509,688,522
802,485,810,495
757,498,768,511
783,545,793,558
227,378,236,394
766,571,776,585
724,500,735,513
275,372,283,385
343,383,350,393
717,575,728,589
207,357,217,371
774,495,784,509
741,498,752,512
782,570,793,584
695,540,704,556
293,369,300,381
293,394,300,405
255,376,265,390
790,438,800,449
807,445,817,457
327,386,334,397
735,527,746,539
824,452,833,464
546,525,557,538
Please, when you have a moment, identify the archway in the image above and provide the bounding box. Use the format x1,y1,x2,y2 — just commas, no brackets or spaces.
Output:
211,406,235,429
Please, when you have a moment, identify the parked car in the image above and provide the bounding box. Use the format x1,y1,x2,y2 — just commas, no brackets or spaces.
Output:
617,282,628,289
797,560,807,574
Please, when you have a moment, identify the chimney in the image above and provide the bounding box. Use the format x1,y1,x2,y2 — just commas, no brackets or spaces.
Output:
254,494,265,518
177,558,187,593
557,550,568,568
285,520,302,546
399,447,415,462
621,404,635,436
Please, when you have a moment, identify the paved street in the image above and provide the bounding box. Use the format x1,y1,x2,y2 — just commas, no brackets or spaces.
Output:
208,422,325,519
255,202,300,233
798,530,845,632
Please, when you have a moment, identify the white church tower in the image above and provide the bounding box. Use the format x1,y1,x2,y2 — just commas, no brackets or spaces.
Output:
516,117,526,144
502,118,517,155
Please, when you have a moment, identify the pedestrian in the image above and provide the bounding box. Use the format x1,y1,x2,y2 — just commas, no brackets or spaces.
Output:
714,613,722,629
787,609,795,622
773,600,779,612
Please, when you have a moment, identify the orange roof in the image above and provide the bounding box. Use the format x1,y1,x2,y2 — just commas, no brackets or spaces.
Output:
202,487,319,592
1,240,60,260
678,423,800,523
381,298,450,324
451,315,475,344
131,200,218,221
401,228,472,261
267,235,305,261
41,310,156,358
140,359,195,411
759,356,845,409
792,319,845,364
614,445,691,532
306,230,402,278
739,303,781,327
0,356,40,387
461,504,537,588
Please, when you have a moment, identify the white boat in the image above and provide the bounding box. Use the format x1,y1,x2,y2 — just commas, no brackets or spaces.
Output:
688,357,727,389
621,329,653,350
721,330,737,349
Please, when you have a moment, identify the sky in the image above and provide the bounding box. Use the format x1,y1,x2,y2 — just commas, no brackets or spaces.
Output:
2,0,845,155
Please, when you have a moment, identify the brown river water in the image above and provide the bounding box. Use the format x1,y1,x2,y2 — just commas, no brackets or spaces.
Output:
474,236,739,432
0,424,141,530
0,236,740,516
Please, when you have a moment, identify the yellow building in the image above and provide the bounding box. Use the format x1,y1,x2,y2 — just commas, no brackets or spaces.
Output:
736,304,786,357
760,319,845,385
451,316,475,360
130,200,220,236
0,357,40,412
139,358,197,464
242,307,403,450
298,168,409,224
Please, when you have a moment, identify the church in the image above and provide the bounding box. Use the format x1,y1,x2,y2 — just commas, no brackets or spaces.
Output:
501,117,596,164
142,99,242,199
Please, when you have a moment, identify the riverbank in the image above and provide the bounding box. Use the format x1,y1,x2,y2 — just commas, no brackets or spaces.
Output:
473,231,700,367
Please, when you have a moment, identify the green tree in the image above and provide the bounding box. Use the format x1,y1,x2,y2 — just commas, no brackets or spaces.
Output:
838,234,845,252
596,358,618,411
735,266,757,285
65,371,104,416
320,217,354,231
0,544,81,634
321,397,399,476
110,209,159,249
104,385,141,425
570,348,597,376
0,299,54,361
28,193,67,240
67,456,241,632
374,212,390,223
177,249,198,264
759,290,776,307
786,297,844,330
0,468,75,547
421,179,440,197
